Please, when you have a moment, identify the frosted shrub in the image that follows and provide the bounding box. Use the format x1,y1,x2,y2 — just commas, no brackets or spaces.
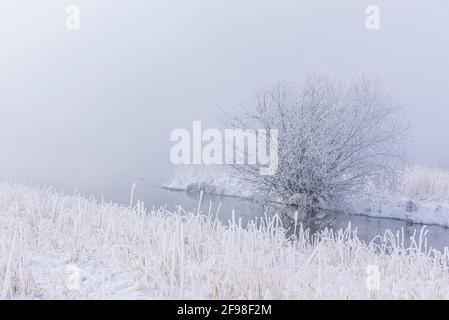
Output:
399,166,449,202
225,70,406,210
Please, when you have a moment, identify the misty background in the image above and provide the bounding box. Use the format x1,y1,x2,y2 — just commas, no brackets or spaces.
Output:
0,0,448,203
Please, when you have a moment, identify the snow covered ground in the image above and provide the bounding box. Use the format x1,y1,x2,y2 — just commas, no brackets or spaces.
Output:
162,165,256,199
163,166,449,227
2,181,449,299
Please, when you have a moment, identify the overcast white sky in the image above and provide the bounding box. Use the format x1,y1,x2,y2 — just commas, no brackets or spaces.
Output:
0,1,448,198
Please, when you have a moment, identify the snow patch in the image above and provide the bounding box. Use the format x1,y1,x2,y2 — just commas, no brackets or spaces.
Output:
162,165,255,199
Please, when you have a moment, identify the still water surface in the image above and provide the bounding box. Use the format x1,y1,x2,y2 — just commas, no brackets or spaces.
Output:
132,184,449,252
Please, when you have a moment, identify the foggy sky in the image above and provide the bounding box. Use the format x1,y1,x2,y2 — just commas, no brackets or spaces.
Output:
1,1,448,199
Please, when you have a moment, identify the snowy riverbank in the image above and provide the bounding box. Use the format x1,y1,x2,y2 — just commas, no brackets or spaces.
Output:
163,166,449,227
2,181,449,299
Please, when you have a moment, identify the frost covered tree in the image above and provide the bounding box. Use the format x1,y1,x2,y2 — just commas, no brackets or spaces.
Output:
224,70,407,212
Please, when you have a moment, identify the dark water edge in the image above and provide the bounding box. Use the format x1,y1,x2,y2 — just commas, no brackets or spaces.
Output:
139,186,449,252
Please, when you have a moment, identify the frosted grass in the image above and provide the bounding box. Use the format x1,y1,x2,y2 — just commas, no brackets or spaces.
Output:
1,182,449,299
399,166,449,202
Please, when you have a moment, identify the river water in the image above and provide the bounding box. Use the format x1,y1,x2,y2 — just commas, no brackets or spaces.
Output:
129,183,449,252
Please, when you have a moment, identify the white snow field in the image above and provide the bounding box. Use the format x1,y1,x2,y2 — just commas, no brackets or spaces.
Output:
2,182,449,299
164,166,449,227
